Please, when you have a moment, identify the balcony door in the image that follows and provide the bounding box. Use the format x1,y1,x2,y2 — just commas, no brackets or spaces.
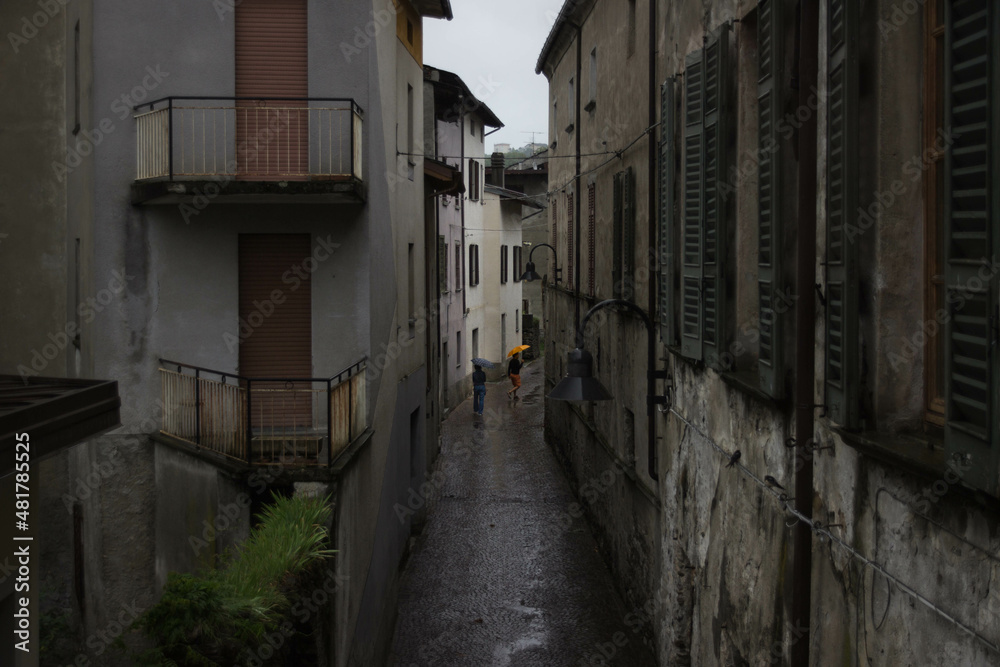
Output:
239,234,313,430
235,0,308,179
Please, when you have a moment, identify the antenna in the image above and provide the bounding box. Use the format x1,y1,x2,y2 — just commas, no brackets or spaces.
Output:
520,131,546,153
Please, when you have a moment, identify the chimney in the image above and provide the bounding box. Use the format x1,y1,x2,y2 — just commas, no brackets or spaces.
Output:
491,152,505,189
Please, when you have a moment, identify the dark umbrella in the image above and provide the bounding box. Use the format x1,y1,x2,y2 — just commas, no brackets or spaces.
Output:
471,358,495,369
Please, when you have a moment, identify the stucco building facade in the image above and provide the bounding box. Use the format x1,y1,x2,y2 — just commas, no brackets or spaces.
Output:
1,0,453,664
539,0,1000,664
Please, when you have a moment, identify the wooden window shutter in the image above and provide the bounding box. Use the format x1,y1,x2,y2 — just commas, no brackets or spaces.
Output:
588,182,597,296
703,24,731,369
825,0,860,426
944,0,998,495
623,166,636,301
567,192,575,291
681,48,705,360
757,0,784,397
613,171,624,298
660,77,677,346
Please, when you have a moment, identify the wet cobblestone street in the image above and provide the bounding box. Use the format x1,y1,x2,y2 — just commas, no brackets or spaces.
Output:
388,362,657,666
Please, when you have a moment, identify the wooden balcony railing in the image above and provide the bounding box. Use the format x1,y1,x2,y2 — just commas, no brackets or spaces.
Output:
159,358,367,467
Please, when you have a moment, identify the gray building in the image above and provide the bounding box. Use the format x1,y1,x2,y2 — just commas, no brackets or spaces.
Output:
539,0,1000,665
1,0,453,664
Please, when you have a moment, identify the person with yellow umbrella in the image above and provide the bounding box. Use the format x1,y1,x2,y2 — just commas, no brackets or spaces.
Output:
506,345,529,399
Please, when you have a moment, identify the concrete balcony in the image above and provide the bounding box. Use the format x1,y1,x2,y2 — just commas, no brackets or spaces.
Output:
132,97,364,205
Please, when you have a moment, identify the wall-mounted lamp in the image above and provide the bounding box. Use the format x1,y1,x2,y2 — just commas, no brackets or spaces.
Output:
548,298,669,480
519,242,561,284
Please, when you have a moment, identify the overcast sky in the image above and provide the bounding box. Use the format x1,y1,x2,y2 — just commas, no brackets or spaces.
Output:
424,0,565,154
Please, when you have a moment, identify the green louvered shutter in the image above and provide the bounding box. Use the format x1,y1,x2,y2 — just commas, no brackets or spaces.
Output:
944,0,999,496
825,0,860,427
624,167,636,301
660,78,677,346
681,48,705,360
757,0,784,397
613,171,624,298
703,24,731,369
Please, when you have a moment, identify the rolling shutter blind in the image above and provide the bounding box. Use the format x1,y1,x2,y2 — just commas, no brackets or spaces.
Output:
239,234,312,428
235,0,308,179
681,49,705,360
703,25,731,369
944,0,998,495
660,78,677,346
613,171,624,298
623,167,636,301
757,0,784,397
825,0,860,426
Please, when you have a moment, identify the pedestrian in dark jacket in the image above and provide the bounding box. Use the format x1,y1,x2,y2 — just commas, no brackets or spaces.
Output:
472,365,487,415
506,353,522,400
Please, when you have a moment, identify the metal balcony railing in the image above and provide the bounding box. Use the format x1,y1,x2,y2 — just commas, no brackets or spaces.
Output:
135,97,363,182
158,358,367,467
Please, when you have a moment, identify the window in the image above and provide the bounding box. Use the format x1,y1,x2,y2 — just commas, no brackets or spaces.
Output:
566,192,575,291
406,19,413,44
407,243,415,334
438,235,447,294
922,0,946,425
516,309,519,333
468,159,483,202
454,242,462,291
513,246,523,282
500,245,508,284
567,77,575,132
586,47,597,111
588,182,596,296
627,0,637,57
407,84,415,163
612,168,635,300
456,331,462,367
469,244,480,286
472,328,479,359
73,21,80,135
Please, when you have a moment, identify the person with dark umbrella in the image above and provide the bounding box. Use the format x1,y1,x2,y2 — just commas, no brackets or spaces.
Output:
472,364,487,415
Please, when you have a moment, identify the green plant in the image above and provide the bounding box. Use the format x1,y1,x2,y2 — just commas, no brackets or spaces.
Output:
122,493,335,666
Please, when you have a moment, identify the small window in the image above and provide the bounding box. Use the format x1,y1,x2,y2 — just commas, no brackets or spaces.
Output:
469,244,480,286
513,246,523,282
472,328,479,359
455,242,462,291
456,331,462,367
516,309,520,333
406,19,413,44
587,47,597,110
500,245,508,284
567,78,575,132
627,0,637,57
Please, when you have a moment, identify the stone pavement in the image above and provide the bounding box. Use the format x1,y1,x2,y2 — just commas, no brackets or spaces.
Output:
388,361,657,666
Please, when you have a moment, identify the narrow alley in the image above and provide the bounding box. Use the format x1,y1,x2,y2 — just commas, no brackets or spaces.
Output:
389,361,656,666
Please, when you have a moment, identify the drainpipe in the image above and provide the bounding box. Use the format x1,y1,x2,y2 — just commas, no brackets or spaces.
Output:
646,0,658,482
791,2,818,665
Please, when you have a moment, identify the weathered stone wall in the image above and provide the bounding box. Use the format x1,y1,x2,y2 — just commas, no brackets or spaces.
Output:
542,0,1000,664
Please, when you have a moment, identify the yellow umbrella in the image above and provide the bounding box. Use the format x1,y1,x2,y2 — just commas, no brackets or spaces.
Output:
507,345,530,358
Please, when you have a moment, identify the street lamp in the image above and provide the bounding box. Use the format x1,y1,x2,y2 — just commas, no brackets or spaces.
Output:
548,298,670,479
519,242,561,284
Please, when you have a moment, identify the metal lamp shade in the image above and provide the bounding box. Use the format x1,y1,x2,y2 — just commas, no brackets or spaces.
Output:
520,261,542,282
548,348,613,401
